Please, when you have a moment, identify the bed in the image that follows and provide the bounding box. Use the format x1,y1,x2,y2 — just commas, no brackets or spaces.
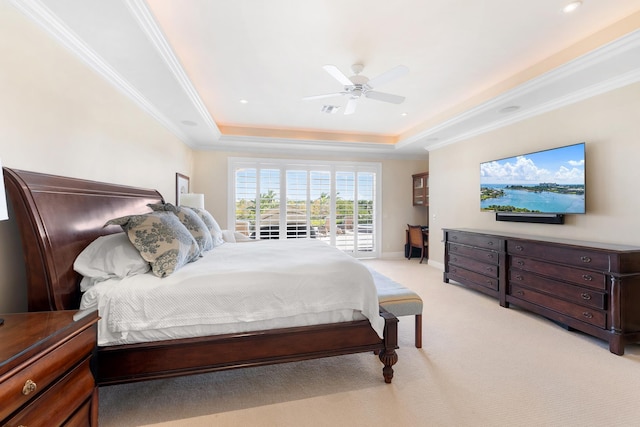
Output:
3,167,398,385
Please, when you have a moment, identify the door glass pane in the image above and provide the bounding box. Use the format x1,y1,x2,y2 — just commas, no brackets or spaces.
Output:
335,172,355,252
235,168,257,237
286,170,310,238
257,169,280,239
311,171,331,242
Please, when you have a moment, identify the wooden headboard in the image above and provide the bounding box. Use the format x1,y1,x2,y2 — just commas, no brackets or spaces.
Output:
3,167,164,311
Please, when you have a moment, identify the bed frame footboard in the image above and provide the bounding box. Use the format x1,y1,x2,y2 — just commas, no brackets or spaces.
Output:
97,314,398,385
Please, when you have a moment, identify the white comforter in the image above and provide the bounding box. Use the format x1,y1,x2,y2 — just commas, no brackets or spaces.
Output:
79,239,384,345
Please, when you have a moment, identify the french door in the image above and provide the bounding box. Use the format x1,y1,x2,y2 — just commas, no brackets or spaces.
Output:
229,158,381,258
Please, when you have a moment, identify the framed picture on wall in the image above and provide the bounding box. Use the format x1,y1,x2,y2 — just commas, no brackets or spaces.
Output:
175,173,190,205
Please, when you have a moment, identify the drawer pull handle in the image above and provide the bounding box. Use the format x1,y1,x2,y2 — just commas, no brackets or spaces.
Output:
516,260,524,266
452,257,458,262
452,235,458,240
581,256,592,263
582,274,593,281
515,275,523,281
583,312,593,319
451,246,458,251
486,267,493,271
515,245,524,251
516,290,524,296
487,241,494,246
22,379,37,396
487,254,494,259
581,293,592,300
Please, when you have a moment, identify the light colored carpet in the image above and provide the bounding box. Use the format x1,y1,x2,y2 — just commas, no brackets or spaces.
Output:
99,259,640,426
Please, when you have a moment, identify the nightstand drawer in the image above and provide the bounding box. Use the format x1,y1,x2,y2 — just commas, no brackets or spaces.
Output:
4,358,94,427
0,326,95,420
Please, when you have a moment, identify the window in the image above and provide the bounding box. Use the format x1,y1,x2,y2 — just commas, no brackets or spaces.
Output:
229,158,381,258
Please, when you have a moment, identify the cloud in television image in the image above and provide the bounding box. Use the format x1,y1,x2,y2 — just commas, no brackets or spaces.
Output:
480,143,585,214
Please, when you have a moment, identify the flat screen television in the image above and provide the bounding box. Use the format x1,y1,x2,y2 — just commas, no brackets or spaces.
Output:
480,142,585,216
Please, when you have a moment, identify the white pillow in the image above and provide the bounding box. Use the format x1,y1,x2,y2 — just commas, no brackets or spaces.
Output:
74,233,150,290
221,230,254,243
221,229,236,243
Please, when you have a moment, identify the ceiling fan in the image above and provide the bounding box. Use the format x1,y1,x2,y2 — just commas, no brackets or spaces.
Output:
304,63,408,115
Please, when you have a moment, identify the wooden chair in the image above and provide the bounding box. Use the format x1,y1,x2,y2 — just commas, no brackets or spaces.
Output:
407,224,428,264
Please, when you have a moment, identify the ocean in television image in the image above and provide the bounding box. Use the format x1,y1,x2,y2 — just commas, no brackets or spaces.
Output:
480,143,585,214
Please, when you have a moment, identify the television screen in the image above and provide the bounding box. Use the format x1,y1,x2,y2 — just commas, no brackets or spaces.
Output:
480,142,585,214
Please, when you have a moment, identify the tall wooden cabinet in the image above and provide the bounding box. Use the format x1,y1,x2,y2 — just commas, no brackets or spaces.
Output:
443,228,640,355
412,172,428,206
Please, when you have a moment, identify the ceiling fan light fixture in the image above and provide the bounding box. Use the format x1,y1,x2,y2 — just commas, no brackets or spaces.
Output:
321,105,341,114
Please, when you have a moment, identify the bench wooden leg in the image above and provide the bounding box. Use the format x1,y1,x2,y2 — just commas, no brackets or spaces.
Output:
415,314,422,348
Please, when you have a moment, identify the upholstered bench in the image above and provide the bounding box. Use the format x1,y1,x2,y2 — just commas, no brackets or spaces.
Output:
368,267,423,348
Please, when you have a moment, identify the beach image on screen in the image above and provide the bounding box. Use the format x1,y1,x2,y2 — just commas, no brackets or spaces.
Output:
480,143,585,214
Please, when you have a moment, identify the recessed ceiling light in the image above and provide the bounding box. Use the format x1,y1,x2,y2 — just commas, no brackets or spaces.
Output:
499,105,521,114
239,99,248,104
562,1,582,13
401,112,408,116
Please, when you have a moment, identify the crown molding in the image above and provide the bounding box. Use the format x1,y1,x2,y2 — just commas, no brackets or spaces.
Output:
123,0,221,140
403,29,640,152
9,0,205,146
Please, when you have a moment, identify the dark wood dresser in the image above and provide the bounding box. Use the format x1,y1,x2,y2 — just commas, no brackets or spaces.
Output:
443,228,640,355
0,310,98,426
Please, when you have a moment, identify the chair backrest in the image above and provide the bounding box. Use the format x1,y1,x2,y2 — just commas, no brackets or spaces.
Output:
407,224,425,247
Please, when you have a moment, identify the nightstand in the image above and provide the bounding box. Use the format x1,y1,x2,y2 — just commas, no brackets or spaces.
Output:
0,310,98,426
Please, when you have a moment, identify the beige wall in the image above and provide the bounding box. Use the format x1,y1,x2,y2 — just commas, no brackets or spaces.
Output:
429,81,640,268
193,151,429,257
0,4,192,312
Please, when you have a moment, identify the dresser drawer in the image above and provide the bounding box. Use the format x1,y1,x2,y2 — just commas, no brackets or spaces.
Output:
510,284,606,328
0,326,96,420
4,358,94,427
448,265,498,291
508,240,610,271
510,256,606,290
449,253,498,277
448,231,503,251
509,269,605,309
449,242,499,265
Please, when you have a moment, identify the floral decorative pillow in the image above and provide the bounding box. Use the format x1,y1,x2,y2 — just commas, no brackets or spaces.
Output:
187,207,225,247
105,211,199,277
147,203,214,254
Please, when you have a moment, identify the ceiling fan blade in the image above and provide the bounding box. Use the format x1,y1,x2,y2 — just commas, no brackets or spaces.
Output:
323,65,353,86
303,92,346,101
344,98,358,115
365,90,405,104
366,65,409,89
